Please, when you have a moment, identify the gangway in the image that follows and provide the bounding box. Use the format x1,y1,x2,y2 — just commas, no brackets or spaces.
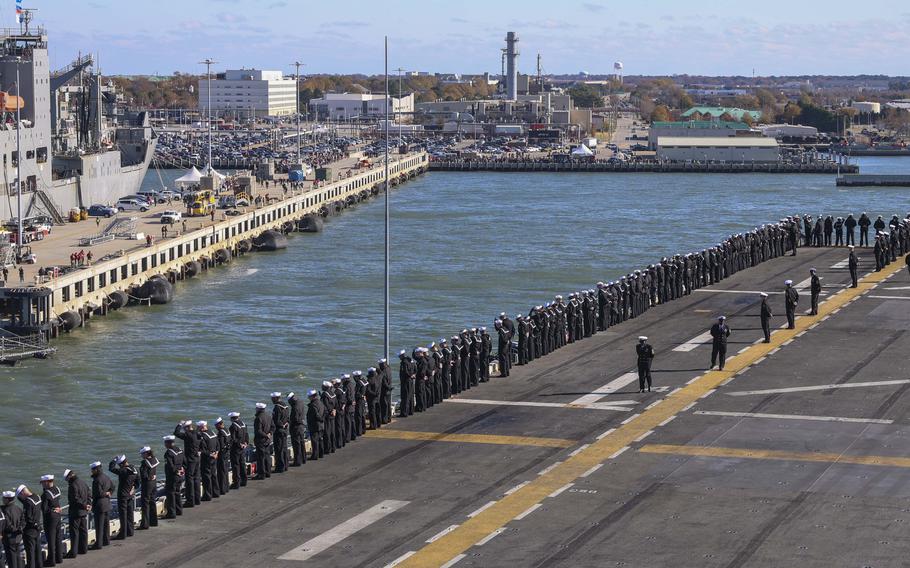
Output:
0,333,56,365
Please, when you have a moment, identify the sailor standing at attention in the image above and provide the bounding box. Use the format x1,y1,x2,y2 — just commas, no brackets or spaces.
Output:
710,316,731,371
636,336,655,393
40,474,64,566
809,268,821,315
784,279,799,329
759,292,773,343
848,246,859,288
89,461,113,549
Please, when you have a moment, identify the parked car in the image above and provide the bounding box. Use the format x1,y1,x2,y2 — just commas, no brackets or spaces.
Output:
116,198,149,212
87,204,118,218
160,210,182,224
137,189,165,204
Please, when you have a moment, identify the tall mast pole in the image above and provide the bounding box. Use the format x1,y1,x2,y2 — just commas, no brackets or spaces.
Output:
291,61,304,163
395,67,405,147
384,37,390,362
15,60,22,258
199,58,217,170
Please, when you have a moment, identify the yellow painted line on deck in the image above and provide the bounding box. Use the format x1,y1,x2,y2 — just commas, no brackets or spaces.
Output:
364,429,574,448
397,258,903,568
639,444,910,469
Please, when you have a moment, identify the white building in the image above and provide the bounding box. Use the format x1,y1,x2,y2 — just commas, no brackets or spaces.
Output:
308,93,415,121
656,137,780,163
198,69,297,118
851,101,881,114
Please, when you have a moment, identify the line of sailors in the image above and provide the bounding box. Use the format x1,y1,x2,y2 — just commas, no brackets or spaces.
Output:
799,212,910,249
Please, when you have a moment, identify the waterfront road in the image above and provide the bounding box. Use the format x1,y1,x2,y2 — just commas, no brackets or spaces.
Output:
64,246,910,567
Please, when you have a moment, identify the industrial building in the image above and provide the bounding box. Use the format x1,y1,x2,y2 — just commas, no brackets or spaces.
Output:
760,124,819,139
656,137,780,163
308,93,415,121
198,69,297,118
648,121,753,149
851,101,881,114
415,94,591,136
681,106,762,122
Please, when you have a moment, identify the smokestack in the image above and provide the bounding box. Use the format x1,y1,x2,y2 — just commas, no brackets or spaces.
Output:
505,31,519,100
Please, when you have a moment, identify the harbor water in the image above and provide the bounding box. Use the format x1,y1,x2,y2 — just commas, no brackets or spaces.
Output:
1,157,909,488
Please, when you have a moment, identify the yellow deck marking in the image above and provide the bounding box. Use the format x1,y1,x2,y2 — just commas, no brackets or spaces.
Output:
640,444,910,469
364,429,574,448
398,258,903,567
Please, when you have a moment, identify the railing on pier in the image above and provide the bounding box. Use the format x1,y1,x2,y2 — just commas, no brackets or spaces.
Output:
0,333,56,363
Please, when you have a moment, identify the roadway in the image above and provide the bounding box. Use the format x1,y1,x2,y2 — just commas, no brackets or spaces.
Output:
60,245,910,567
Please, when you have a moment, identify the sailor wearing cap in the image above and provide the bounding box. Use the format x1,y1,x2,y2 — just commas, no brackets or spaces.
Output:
108,453,138,539
173,419,201,508
283,393,304,468
1,489,24,567
228,413,249,489
341,374,358,442
162,435,184,519
354,371,370,437
809,268,822,315
398,349,416,417
306,389,325,460
320,381,337,454
63,467,90,556
270,392,290,473
635,336,655,392
40,473,64,565
253,399,275,479
784,279,799,329
377,357,393,425
331,378,348,448
213,418,232,496
89,460,113,549
196,420,220,501
709,316,731,371
848,245,859,288
137,446,159,529
15,483,42,568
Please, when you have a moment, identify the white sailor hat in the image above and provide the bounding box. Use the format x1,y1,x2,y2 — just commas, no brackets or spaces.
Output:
63,469,73,478
428,342,435,348
451,335,459,340
16,484,27,495
322,380,332,387
215,416,225,424
638,336,647,341
718,315,726,320
228,412,240,418
196,420,207,427
398,350,406,356
368,367,376,372
481,327,486,331
785,279,793,285
162,435,176,442
809,267,816,273
40,474,54,482
440,338,446,344
115,454,127,464
90,461,102,469
352,371,362,376
759,292,768,297
256,402,268,409
307,389,318,397
1,491,14,498
848,245,854,249
462,328,469,333
183,419,193,426
597,281,604,286
139,446,151,454
379,358,387,363
332,377,342,384
270,391,282,398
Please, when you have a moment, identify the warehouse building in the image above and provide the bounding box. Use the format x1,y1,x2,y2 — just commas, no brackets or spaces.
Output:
308,93,415,121
648,120,753,149
198,69,297,118
656,136,780,163
681,106,762,122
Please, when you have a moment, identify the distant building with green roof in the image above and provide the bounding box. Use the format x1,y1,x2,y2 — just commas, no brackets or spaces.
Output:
681,107,762,122
648,120,753,149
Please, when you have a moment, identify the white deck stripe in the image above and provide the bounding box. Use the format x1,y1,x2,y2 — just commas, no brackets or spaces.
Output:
384,551,416,568
514,503,542,520
569,444,590,457
467,501,497,518
726,379,910,397
537,462,562,476
440,554,467,568
569,372,640,405
476,528,506,546
673,330,714,352
504,481,529,495
869,295,910,300
548,483,574,498
694,410,893,424
446,398,634,411
609,446,630,459
581,463,604,478
279,500,410,561
426,525,460,543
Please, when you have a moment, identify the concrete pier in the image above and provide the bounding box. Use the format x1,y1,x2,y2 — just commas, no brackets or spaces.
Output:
1,151,428,337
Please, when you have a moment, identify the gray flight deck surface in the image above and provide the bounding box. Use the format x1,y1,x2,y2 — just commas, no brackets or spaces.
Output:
65,246,910,567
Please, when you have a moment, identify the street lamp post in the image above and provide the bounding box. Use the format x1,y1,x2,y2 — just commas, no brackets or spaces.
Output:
291,61,304,164
383,37,390,362
14,59,22,259
199,58,217,170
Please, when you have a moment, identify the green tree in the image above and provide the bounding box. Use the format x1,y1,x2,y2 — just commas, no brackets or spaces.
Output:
650,105,671,122
568,84,603,108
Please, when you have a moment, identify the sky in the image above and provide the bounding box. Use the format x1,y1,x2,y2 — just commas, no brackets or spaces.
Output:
8,0,910,77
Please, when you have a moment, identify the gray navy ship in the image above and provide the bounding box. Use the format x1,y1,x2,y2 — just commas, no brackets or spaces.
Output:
0,11,155,224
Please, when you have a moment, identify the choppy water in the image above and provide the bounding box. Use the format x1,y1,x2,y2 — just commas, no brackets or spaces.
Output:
1,157,908,487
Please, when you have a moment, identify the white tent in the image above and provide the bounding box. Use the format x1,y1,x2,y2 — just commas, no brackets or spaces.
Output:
175,166,203,186
571,144,594,156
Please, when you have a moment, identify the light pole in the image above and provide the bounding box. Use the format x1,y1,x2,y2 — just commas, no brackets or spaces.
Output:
199,58,217,170
14,59,22,258
383,37,390,363
291,61,304,164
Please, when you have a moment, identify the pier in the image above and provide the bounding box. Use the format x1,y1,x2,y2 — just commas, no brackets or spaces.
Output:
836,174,910,187
0,151,428,339
429,159,857,174
48,244,910,568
